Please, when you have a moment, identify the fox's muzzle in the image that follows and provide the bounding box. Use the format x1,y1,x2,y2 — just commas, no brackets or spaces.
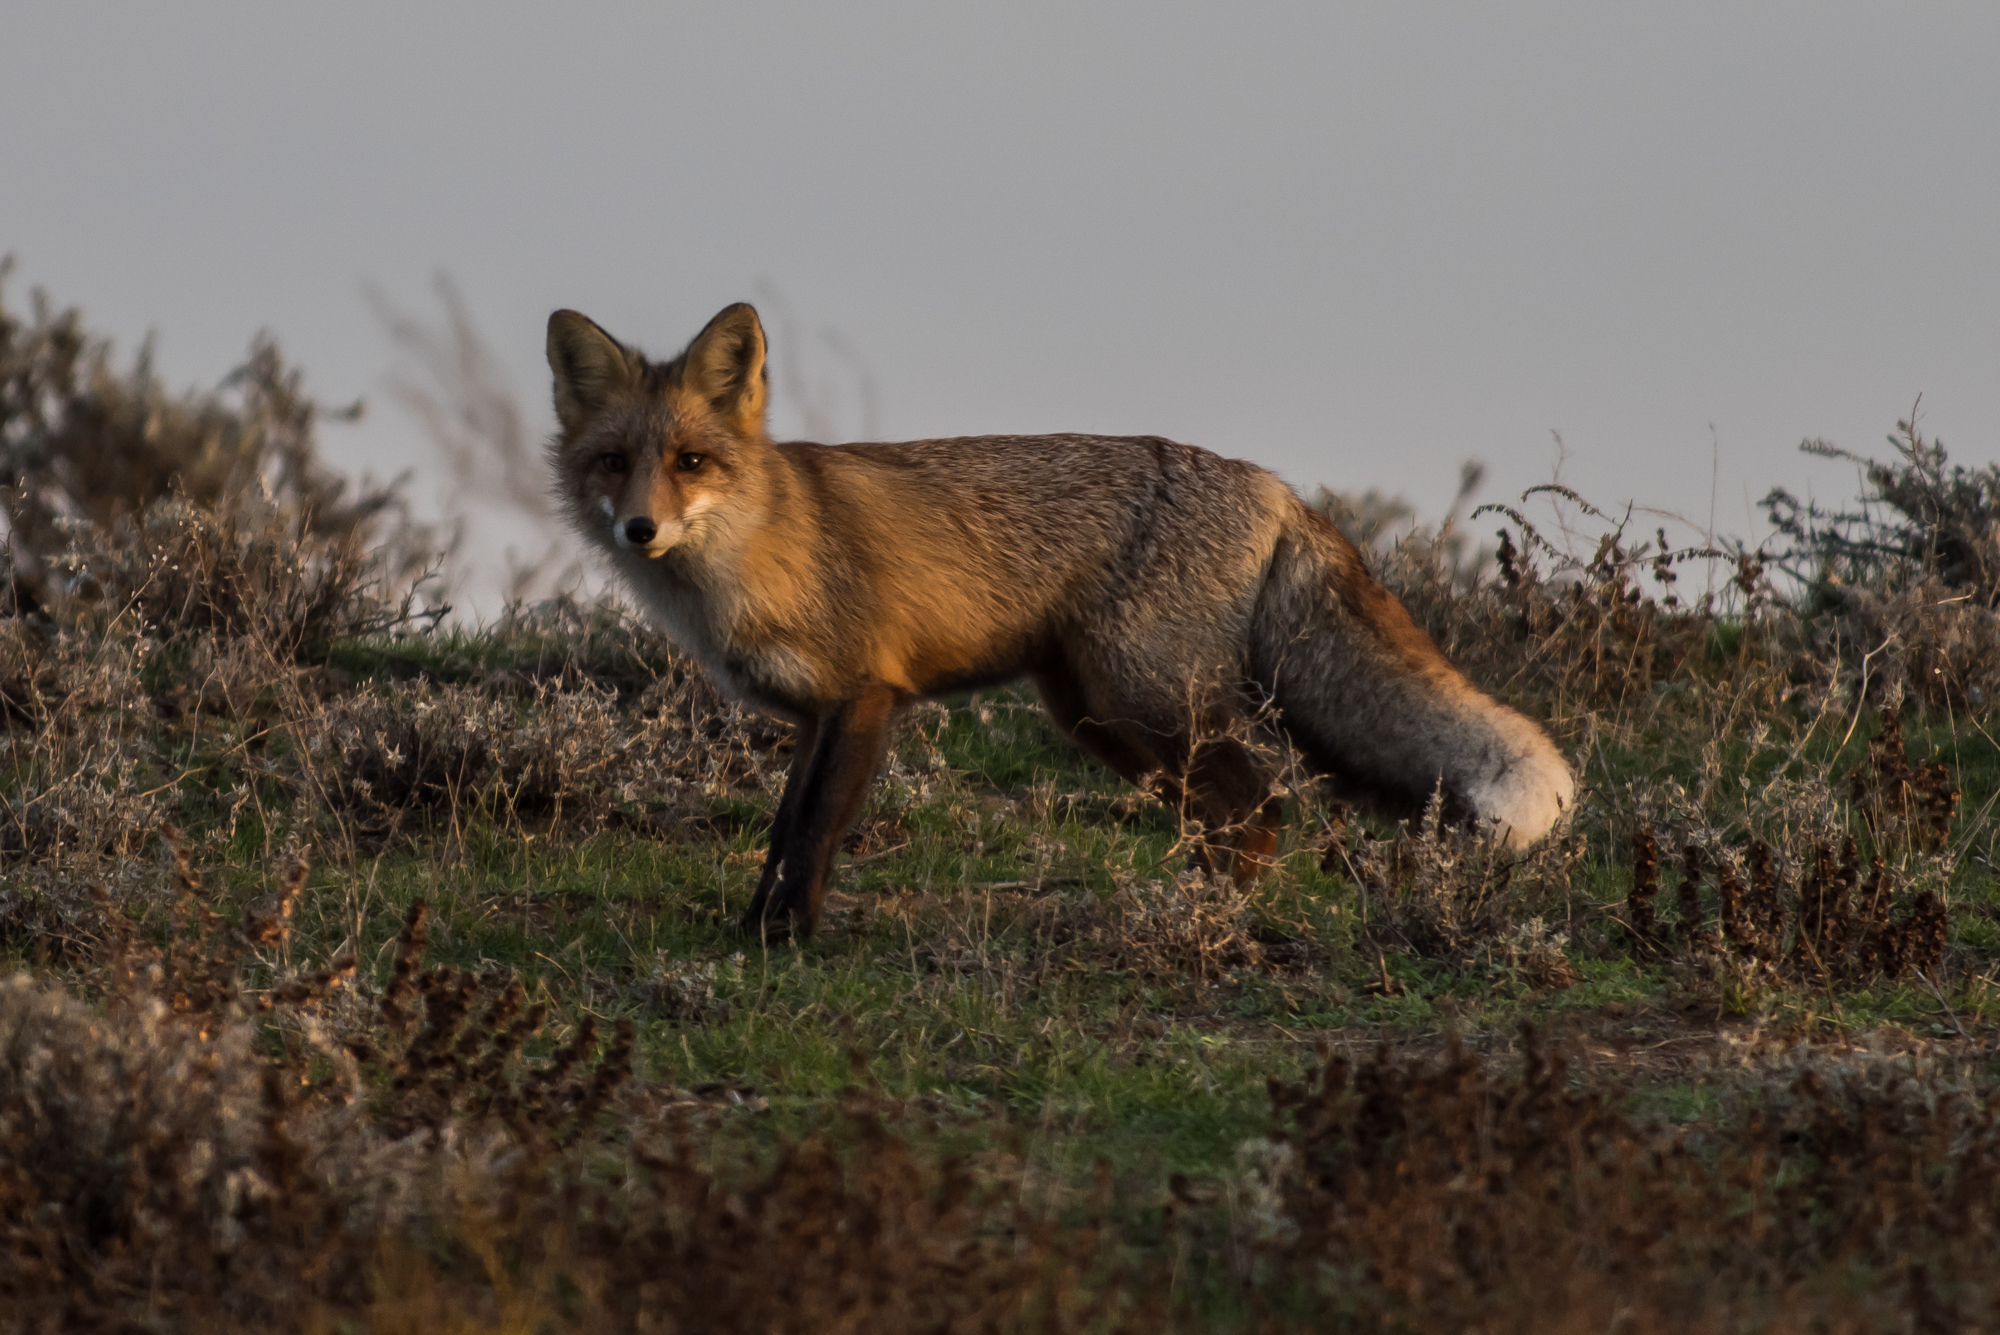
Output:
607,506,682,557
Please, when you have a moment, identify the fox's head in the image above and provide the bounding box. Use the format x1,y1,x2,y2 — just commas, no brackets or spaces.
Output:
546,303,770,560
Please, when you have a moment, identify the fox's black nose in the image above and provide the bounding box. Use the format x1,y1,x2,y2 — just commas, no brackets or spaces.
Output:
623,517,657,545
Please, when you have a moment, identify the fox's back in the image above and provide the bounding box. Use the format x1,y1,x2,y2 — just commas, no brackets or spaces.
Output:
791,432,1291,604
779,434,1296,688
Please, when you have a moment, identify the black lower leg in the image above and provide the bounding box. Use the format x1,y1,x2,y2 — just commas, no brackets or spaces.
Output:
743,692,897,940
743,718,819,929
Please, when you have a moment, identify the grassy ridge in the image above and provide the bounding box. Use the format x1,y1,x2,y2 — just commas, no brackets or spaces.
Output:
8,274,2000,1327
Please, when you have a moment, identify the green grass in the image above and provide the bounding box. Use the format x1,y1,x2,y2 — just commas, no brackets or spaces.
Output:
109,660,1984,1204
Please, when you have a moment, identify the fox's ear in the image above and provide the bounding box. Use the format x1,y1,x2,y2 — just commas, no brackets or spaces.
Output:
681,303,768,436
547,310,639,434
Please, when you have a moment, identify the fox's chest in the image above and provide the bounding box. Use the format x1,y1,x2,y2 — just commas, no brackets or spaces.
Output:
628,565,822,716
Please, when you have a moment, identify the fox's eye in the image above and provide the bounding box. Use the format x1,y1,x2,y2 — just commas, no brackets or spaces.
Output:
599,453,628,475
676,452,705,473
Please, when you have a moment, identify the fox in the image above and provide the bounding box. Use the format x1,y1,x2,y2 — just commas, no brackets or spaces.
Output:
547,302,1572,940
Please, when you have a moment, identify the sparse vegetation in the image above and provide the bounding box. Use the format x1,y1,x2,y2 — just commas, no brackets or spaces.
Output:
2,273,1999,1330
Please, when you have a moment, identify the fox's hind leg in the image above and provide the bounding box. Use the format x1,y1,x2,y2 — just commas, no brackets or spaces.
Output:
1033,669,1166,787
1035,669,1280,884
1180,736,1283,884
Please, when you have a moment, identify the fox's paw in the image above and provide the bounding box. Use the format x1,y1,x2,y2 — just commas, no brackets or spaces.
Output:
739,899,813,946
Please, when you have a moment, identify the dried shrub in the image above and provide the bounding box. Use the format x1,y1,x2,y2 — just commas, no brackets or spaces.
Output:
0,626,160,866
1766,414,2000,708
0,974,346,1323
1257,1033,2000,1331
61,494,428,657
549,1109,1152,1334
1626,822,1662,948
1386,487,1757,718
0,848,361,1324
1081,870,1267,985
307,669,779,845
348,900,632,1143
1338,795,1586,970
1650,831,1949,1000
0,259,436,624
1627,705,1964,991
482,593,717,700
1768,412,2000,608
1844,576,2000,709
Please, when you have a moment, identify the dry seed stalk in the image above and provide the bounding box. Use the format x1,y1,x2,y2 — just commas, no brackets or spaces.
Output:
1716,855,1755,957
379,898,429,1034
1627,825,1660,949
1676,843,1710,953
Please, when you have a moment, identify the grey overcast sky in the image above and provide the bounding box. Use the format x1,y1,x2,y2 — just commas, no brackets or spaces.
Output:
4,3,1997,574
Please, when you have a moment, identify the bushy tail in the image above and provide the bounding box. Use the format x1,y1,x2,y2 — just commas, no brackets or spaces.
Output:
1251,504,1572,847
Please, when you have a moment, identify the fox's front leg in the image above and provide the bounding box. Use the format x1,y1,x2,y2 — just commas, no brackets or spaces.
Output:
741,690,898,942
743,716,819,929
